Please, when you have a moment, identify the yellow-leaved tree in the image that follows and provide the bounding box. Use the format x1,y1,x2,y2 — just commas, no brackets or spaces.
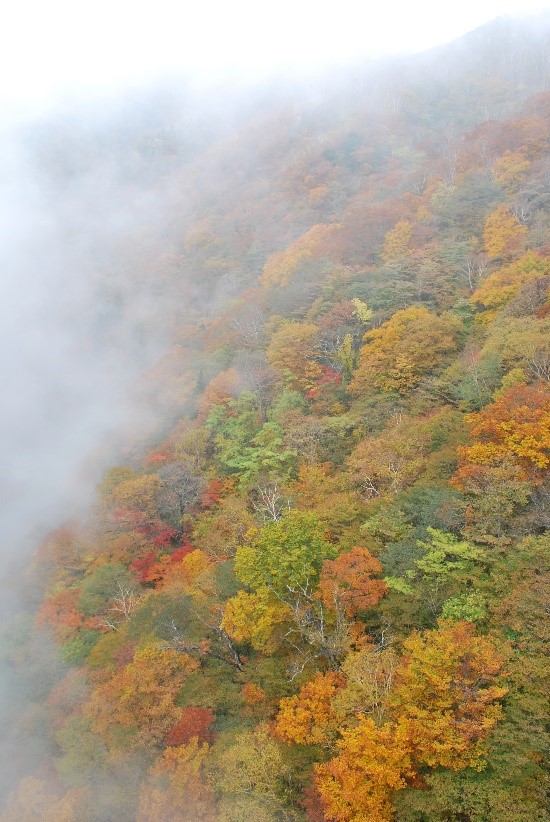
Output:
483,204,527,260
471,251,550,312
381,220,413,265
350,307,461,395
277,621,506,822
261,223,342,288
266,320,324,391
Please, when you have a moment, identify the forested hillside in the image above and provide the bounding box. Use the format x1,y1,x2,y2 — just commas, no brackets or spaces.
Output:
1,15,549,821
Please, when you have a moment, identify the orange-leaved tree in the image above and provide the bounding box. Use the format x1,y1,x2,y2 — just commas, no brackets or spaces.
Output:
137,740,215,822
315,718,415,822
87,644,198,748
309,621,506,821
275,671,345,745
455,382,550,480
196,368,240,422
318,547,387,617
165,706,215,746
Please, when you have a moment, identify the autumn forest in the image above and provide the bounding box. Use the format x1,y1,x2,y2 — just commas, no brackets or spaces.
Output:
1,14,549,822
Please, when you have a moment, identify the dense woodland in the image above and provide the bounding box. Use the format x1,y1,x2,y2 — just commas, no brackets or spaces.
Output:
1,15,550,821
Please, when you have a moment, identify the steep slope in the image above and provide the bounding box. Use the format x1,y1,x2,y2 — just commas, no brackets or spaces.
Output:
1,15,549,822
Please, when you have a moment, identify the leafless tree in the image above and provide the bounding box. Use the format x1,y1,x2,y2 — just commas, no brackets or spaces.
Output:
284,414,328,465
104,580,139,630
162,613,244,671
231,304,267,349
458,253,488,292
157,460,206,522
251,485,293,523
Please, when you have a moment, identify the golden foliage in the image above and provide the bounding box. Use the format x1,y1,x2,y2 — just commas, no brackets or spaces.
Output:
483,205,527,260
471,251,550,311
457,382,550,478
87,644,198,747
275,671,345,745
381,220,413,265
137,740,215,822
315,718,415,822
390,620,507,770
221,588,291,652
266,320,324,390
350,307,460,395
261,224,342,288
493,151,530,192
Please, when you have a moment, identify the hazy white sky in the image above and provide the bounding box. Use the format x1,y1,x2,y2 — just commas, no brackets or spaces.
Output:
2,0,547,107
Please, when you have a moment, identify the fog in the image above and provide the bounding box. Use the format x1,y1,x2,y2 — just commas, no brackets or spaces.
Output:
0,3,548,815
1,0,545,108
0,86,233,805
0,102,173,574
1,6,546,581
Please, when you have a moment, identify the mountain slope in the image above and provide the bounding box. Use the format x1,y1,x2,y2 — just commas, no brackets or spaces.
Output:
1,15,549,822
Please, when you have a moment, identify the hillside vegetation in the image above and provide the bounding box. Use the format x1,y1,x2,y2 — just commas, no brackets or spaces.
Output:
1,16,549,822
